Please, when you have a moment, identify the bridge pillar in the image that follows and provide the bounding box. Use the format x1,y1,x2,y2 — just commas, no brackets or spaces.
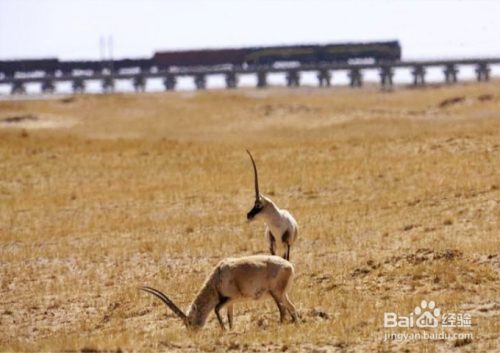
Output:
133,75,146,92
194,74,206,90
476,63,490,82
72,78,85,94
286,70,300,87
379,66,394,87
443,64,458,83
11,82,26,95
163,75,177,91
317,69,331,87
348,68,363,87
102,77,115,93
412,65,426,86
257,70,268,88
225,72,238,89
41,80,55,93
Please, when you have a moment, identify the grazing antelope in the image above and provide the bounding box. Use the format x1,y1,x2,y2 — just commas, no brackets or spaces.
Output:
246,150,298,261
139,255,297,331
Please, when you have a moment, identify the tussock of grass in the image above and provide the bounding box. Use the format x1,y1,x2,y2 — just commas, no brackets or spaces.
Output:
1,83,500,352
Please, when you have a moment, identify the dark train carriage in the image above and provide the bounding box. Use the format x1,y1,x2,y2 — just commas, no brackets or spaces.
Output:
0,58,59,77
58,60,106,75
153,48,246,69
0,61,18,77
244,45,320,66
112,58,153,72
320,41,401,63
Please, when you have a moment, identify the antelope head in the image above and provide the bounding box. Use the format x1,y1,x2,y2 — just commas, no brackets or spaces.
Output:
246,150,271,221
139,287,197,330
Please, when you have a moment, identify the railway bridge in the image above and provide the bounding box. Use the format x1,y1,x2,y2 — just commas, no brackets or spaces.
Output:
1,58,499,94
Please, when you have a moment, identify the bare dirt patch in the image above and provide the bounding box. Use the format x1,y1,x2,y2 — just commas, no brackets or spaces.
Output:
439,96,466,108
0,113,76,129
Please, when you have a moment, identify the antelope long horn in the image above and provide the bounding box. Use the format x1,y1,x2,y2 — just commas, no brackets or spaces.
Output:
246,150,260,202
140,286,187,321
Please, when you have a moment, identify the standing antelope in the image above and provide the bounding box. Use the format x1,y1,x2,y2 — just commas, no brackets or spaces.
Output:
139,255,297,331
246,150,299,261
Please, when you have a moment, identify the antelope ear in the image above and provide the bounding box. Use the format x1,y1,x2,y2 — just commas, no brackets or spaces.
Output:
260,194,270,203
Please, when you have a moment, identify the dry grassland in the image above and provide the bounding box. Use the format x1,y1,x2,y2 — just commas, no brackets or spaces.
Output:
1,82,500,352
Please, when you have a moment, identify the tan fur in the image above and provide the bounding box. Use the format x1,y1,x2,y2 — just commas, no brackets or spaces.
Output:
141,255,298,331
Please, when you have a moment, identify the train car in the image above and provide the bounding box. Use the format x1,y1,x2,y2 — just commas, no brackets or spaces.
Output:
58,60,106,75
0,61,19,77
58,59,152,75
319,41,401,63
153,48,246,70
244,45,320,66
0,58,59,77
112,58,153,72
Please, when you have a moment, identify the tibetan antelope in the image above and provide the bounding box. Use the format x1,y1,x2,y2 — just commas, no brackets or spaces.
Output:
139,255,297,331
246,150,298,261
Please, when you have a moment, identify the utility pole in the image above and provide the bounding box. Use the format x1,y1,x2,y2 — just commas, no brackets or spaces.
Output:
108,35,114,73
100,36,106,72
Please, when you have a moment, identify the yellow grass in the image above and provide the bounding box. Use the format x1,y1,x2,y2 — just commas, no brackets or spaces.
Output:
1,82,500,352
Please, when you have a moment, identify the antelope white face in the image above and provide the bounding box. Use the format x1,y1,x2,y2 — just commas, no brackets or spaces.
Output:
247,194,271,221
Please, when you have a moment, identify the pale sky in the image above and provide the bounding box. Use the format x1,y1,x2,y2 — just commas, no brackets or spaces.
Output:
1,0,500,61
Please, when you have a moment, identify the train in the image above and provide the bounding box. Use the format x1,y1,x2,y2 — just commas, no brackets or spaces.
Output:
153,41,401,68
0,41,401,77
